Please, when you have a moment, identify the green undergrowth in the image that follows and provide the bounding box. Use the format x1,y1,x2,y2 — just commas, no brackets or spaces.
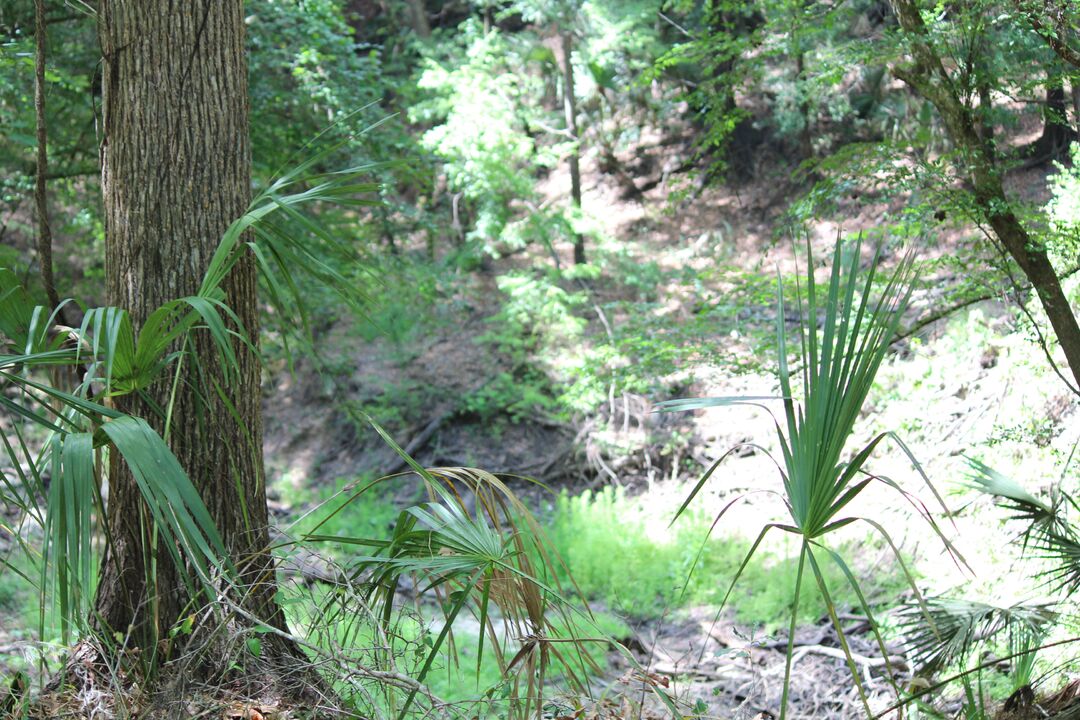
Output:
544,486,908,630
280,580,625,713
281,475,408,557
280,476,907,633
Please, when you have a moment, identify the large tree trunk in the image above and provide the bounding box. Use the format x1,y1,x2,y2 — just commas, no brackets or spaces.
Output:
95,0,284,657
888,0,1080,394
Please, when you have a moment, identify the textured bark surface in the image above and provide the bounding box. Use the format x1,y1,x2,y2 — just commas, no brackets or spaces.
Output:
33,0,57,311
888,0,1080,394
95,0,282,651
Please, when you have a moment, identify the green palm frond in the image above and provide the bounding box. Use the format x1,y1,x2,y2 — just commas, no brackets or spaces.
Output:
294,416,599,720
1,309,196,639
658,236,962,720
202,135,384,349
0,356,232,639
781,239,916,537
967,458,1080,595
898,598,1056,678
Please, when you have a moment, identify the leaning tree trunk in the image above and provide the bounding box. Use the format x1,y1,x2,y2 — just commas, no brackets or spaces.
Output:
889,0,1080,394
96,0,285,657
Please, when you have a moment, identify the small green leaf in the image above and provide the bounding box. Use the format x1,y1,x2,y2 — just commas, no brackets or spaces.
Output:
246,637,262,657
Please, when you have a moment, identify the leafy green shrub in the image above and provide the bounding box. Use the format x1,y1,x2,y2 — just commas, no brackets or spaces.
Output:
474,269,589,419
462,370,557,424
1046,142,1080,265
410,21,544,249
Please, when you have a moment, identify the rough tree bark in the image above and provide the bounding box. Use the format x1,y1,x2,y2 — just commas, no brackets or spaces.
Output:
32,0,58,311
888,0,1080,394
95,0,286,657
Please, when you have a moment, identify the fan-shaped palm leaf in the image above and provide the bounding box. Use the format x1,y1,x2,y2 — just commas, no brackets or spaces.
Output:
898,598,1056,679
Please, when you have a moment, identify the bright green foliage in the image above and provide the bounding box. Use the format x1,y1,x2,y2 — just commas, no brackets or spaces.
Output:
295,432,604,720
411,21,548,249
1048,143,1080,229
1047,142,1080,264
545,486,906,628
247,0,383,167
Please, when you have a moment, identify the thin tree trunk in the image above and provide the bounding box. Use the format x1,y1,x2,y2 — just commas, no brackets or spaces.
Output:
33,0,58,311
889,0,1080,394
1029,76,1074,160
977,81,994,145
1072,81,1080,135
560,29,585,265
95,0,285,658
403,0,430,38
796,50,813,159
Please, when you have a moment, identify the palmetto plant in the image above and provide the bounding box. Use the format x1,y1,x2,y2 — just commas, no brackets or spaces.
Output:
966,457,1080,597
892,458,1080,694
885,458,1080,715
0,140,380,649
897,597,1055,683
292,427,603,720
657,237,961,719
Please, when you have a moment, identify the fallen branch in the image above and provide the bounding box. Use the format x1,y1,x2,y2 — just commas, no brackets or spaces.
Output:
765,644,908,675
382,410,452,477
650,661,755,684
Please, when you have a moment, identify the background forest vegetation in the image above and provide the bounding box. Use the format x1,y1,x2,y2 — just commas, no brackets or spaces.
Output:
1,0,1080,719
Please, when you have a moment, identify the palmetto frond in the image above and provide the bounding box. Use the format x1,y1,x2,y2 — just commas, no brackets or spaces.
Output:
294,416,598,720
898,598,1056,678
0,125,383,640
656,236,954,720
967,458,1080,595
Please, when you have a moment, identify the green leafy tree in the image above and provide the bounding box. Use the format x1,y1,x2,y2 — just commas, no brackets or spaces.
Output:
885,0,1080,392
658,0,1080,393
0,0,372,686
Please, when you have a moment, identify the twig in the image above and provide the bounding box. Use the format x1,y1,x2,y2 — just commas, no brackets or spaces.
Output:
651,661,755,683
990,237,1080,397
657,11,694,39
894,265,1080,344
772,644,908,671
759,625,829,649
